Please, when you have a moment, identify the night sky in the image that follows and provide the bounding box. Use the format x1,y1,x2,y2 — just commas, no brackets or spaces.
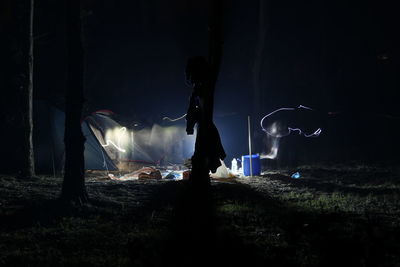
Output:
32,0,399,162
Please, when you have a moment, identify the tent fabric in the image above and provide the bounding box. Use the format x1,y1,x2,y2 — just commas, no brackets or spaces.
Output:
34,101,118,173
83,121,118,171
34,101,195,174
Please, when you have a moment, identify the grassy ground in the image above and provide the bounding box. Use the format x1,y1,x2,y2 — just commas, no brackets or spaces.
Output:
1,162,399,266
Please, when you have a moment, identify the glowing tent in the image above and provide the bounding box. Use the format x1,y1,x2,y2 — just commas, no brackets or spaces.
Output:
34,101,195,174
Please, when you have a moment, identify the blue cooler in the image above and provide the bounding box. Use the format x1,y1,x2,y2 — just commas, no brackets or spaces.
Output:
242,154,261,176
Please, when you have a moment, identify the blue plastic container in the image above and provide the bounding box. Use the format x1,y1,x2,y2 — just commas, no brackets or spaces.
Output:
291,172,301,179
242,154,261,176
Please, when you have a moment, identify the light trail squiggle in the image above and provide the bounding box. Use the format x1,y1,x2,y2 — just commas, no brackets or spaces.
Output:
162,113,187,122
260,105,322,138
101,140,126,153
260,145,279,159
101,127,127,152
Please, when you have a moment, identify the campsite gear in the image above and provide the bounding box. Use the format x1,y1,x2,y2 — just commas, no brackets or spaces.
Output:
108,167,162,181
242,154,261,176
210,160,230,178
108,173,138,181
183,170,190,179
138,170,162,180
248,116,253,176
164,171,181,180
291,172,301,179
164,172,177,180
163,170,190,180
231,158,238,174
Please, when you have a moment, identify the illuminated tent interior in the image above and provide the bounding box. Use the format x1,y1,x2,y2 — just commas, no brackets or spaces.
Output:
34,101,195,174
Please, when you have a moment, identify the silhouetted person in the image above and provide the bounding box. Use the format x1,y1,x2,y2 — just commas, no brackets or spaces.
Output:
185,56,226,184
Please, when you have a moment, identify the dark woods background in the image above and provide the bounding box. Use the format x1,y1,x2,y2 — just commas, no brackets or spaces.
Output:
1,0,399,174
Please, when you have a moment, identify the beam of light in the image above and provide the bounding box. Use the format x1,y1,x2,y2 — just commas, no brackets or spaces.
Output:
260,105,322,138
162,113,187,122
260,126,280,159
260,141,279,159
127,124,195,165
117,127,126,152
101,127,127,153
102,140,126,153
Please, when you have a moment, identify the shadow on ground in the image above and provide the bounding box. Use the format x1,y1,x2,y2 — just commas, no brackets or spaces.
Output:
1,172,399,267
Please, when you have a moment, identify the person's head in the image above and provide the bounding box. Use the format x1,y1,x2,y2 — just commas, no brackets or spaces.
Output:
185,56,211,85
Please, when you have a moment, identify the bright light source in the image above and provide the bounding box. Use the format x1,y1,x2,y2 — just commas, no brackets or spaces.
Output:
102,127,128,153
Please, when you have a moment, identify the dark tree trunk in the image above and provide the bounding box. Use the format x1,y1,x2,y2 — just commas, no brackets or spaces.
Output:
0,0,35,177
19,0,35,177
252,0,268,116
208,0,223,84
61,0,87,203
252,0,268,151
23,0,35,178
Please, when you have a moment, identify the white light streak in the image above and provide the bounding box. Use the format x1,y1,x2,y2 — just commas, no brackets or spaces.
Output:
260,105,322,138
102,140,126,152
101,127,127,153
162,113,187,122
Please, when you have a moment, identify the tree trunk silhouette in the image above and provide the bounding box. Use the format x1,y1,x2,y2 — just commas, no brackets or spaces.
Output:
0,0,35,177
208,0,223,84
61,0,88,203
20,0,35,177
252,0,268,151
253,0,267,115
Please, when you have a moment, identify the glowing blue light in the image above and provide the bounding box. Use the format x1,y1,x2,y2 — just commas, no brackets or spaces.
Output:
291,172,301,179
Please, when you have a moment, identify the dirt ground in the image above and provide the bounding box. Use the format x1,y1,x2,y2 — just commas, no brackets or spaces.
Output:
1,161,399,266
